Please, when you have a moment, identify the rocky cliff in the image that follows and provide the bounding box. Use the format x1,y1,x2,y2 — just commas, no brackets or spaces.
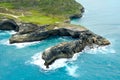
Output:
0,19,110,68
0,0,110,68
42,30,110,68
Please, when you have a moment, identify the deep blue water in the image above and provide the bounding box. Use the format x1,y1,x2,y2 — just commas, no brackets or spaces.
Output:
0,0,120,80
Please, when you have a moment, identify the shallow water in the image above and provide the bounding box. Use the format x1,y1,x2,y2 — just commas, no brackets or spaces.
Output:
0,0,120,80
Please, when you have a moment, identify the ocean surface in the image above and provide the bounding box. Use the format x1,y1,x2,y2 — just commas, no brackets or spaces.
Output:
0,0,120,80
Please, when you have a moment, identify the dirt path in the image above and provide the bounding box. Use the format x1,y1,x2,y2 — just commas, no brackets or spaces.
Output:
0,13,20,18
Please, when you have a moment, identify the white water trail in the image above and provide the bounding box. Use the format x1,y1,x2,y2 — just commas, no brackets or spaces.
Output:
9,31,17,35
0,39,40,49
30,52,81,71
11,41,40,48
0,31,40,48
30,52,68,70
0,30,16,35
30,52,81,77
84,45,116,54
65,65,79,77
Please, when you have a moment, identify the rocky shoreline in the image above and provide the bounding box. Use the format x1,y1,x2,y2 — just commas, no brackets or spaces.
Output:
42,30,110,68
0,19,110,68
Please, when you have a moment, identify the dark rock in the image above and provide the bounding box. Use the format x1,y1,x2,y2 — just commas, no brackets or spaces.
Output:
42,30,110,68
42,40,85,67
18,23,49,34
9,24,87,43
69,14,83,20
6,21,110,68
0,19,19,31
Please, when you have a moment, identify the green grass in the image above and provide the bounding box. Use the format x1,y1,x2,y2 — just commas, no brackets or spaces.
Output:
0,0,83,25
0,2,14,9
0,9,62,25
19,10,62,25
19,15,61,25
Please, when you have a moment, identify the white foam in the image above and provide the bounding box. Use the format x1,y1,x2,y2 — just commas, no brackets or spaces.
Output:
30,53,47,70
0,31,17,35
0,39,40,48
84,45,116,54
31,53,80,77
65,65,79,77
29,45,116,77
30,52,81,71
30,52,68,70
9,31,17,35
68,53,81,61
11,41,40,48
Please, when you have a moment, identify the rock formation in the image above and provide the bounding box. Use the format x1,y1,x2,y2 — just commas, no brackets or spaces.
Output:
42,30,110,68
0,19,110,68
0,19,19,31
9,23,87,43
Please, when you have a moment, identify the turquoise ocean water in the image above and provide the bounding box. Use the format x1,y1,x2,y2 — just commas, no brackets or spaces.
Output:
0,0,120,80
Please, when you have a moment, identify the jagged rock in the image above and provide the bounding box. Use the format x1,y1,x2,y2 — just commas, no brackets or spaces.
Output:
9,29,58,43
18,23,49,34
0,19,110,68
9,23,87,43
0,19,19,31
42,30,110,68
42,40,85,68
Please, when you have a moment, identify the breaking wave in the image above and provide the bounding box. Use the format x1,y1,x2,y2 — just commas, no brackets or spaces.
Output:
29,44,115,77
30,52,80,77
65,65,79,77
0,30,16,35
30,52,80,70
0,39,40,48
84,45,116,54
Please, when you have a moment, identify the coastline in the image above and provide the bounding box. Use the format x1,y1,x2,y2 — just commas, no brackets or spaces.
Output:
0,0,110,68
0,19,110,68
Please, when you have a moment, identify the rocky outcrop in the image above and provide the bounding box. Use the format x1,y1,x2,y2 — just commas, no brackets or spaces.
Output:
9,23,87,43
0,19,110,68
18,23,49,34
0,19,19,31
42,30,110,68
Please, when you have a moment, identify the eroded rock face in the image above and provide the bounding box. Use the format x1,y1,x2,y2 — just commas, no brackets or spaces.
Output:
42,30,110,68
0,19,110,68
42,40,85,68
0,19,19,31
9,23,87,43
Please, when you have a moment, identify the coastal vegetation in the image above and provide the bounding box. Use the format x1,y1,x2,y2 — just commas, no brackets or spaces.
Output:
0,0,83,25
0,0,110,68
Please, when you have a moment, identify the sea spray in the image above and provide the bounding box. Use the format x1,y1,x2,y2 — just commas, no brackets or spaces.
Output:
0,39,40,49
84,45,116,54
30,52,81,71
65,65,79,77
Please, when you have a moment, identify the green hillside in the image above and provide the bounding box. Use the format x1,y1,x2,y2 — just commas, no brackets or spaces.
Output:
0,0,83,25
